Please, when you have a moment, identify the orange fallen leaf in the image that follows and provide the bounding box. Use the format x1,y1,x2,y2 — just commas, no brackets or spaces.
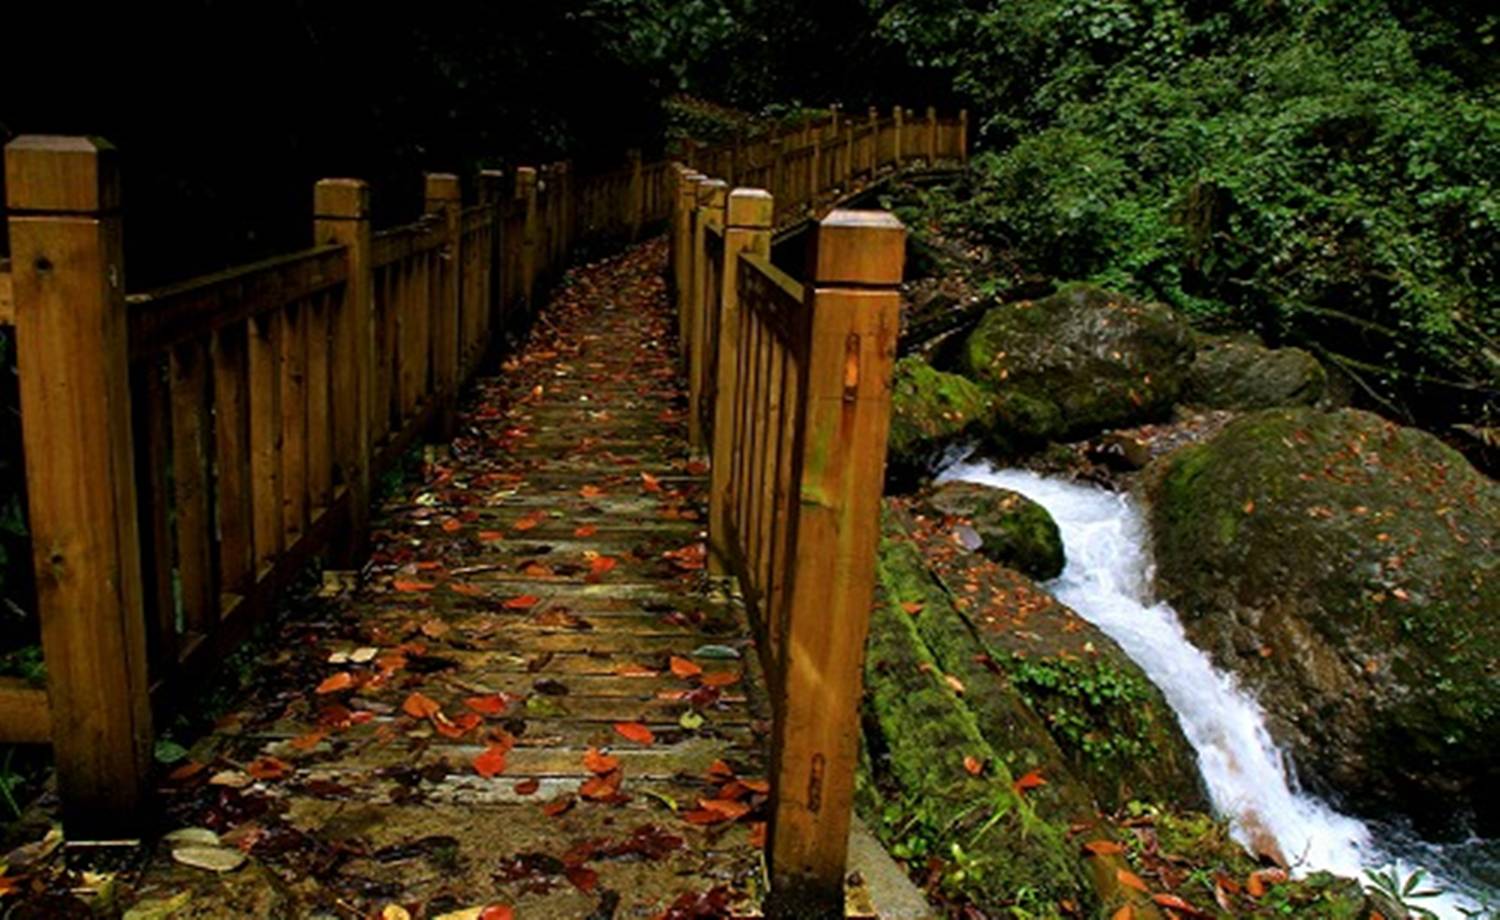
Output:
963,755,984,776
315,672,355,694
583,747,620,775
473,743,509,778
741,778,770,795
480,908,515,920
465,694,509,716
1084,839,1125,856
478,530,505,543
449,581,487,598
748,821,767,847
707,760,736,781
613,722,655,745
1152,893,1208,917
1116,868,1150,894
615,662,659,678
541,795,575,817
901,601,925,616
1111,906,1134,920
434,711,483,739
580,484,605,498
247,756,293,781
441,518,463,533
700,671,740,688
641,472,662,493
697,798,751,821
289,730,327,751
503,594,541,610
168,760,207,782
392,579,437,593
1012,770,1047,794
579,769,624,801
573,524,599,538
402,692,442,720
669,656,703,679
683,808,730,825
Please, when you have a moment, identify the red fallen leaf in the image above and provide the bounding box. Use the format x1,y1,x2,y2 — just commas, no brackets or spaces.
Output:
541,795,575,817
685,459,709,476
503,594,541,610
669,656,703,679
480,908,515,920
717,780,749,801
1083,839,1126,856
167,760,207,782
513,511,545,531
1246,872,1264,897
1012,770,1047,794
465,694,508,716
697,798,751,821
579,769,623,801
573,524,599,538
579,484,605,499
748,821,767,847
1116,868,1150,894
1214,872,1241,894
707,759,736,781
901,601,925,616
583,747,621,775
587,555,618,579
682,808,730,825
1111,906,1135,920
613,722,655,745
641,472,662,493
512,778,540,796
289,729,327,751
477,530,505,543
474,743,509,778
315,672,355,694
392,579,436,593
441,518,463,533
963,755,984,776
402,692,443,720
1152,893,1209,917
449,581,487,598
565,864,599,893
741,778,770,795
247,756,293,781
700,670,740,688
434,711,483,739
616,662,660,678
415,561,443,571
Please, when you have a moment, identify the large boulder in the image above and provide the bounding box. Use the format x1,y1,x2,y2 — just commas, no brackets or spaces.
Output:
960,284,1195,441
1186,339,1326,409
887,356,995,483
922,480,1065,580
1145,408,1500,833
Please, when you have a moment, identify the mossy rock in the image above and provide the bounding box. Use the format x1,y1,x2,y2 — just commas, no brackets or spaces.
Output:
897,502,1207,814
1145,407,1500,834
1186,339,1326,409
960,284,1195,441
887,355,997,484
923,480,1065,580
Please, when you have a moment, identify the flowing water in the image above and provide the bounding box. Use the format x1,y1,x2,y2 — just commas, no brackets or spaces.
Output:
936,461,1493,918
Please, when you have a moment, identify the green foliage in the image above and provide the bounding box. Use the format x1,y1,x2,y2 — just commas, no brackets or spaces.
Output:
878,0,1499,435
1006,653,1152,765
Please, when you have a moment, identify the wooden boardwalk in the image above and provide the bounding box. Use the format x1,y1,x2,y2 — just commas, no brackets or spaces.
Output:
129,239,772,918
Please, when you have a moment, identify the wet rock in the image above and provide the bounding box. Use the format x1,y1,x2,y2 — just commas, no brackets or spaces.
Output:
887,356,995,486
1186,338,1326,409
922,480,1064,580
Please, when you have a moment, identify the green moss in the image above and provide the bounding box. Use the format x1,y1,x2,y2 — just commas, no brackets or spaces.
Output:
888,356,997,483
924,481,1065,580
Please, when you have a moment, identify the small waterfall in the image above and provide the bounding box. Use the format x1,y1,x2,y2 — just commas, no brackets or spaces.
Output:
937,461,1491,918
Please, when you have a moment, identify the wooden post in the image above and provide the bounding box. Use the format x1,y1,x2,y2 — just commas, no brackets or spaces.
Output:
477,169,506,363
424,173,461,440
926,105,938,166
5,136,153,835
867,106,879,174
959,109,970,162
708,189,773,577
516,166,538,314
842,123,854,189
688,179,727,454
674,172,703,360
313,179,374,559
767,210,905,917
770,140,784,215
627,150,645,241
892,105,904,167
809,130,822,209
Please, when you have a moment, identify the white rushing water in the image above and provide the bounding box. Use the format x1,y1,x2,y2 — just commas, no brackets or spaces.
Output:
937,461,1489,919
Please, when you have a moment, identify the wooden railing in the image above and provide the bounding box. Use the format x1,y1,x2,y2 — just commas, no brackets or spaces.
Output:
0,137,611,836
672,173,917,910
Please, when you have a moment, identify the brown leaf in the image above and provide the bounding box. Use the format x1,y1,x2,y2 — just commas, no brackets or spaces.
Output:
541,795,575,817
512,778,540,796
565,864,599,893
247,756,293,781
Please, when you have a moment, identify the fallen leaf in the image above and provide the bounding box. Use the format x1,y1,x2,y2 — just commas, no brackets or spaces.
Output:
583,747,621,775
943,674,966,695
613,722,655,745
172,845,246,873
473,743,509,778
565,864,599,893
580,484,605,498
579,769,624,801
393,579,437,593
246,757,293,781
641,472,662,492
670,656,703,679
542,795,576,817
1152,893,1209,917
1116,868,1150,894
503,594,541,610
1110,906,1134,920
477,530,505,543
402,692,443,720
963,755,984,776
901,601,925,616
1012,770,1047,794
288,730,327,752
573,524,598,538
512,778,540,796
700,670,740,688
465,694,509,716
315,672,355,694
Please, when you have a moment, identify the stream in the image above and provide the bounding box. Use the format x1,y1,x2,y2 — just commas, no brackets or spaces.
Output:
936,461,1493,918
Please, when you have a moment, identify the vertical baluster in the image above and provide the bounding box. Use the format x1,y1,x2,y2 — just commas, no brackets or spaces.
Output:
170,337,216,634
212,322,254,595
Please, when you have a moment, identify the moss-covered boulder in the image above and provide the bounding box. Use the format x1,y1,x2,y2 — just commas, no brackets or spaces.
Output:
887,356,996,483
1146,408,1500,833
1186,339,1326,409
922,480,1065,580
960,285,1195,441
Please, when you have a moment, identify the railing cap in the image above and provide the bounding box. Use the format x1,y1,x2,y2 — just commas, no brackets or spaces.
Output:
4,135,120,213
424,173,460,205
810,210,906,287
728,189,773,229
314,178,371,220
698,179,729,207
